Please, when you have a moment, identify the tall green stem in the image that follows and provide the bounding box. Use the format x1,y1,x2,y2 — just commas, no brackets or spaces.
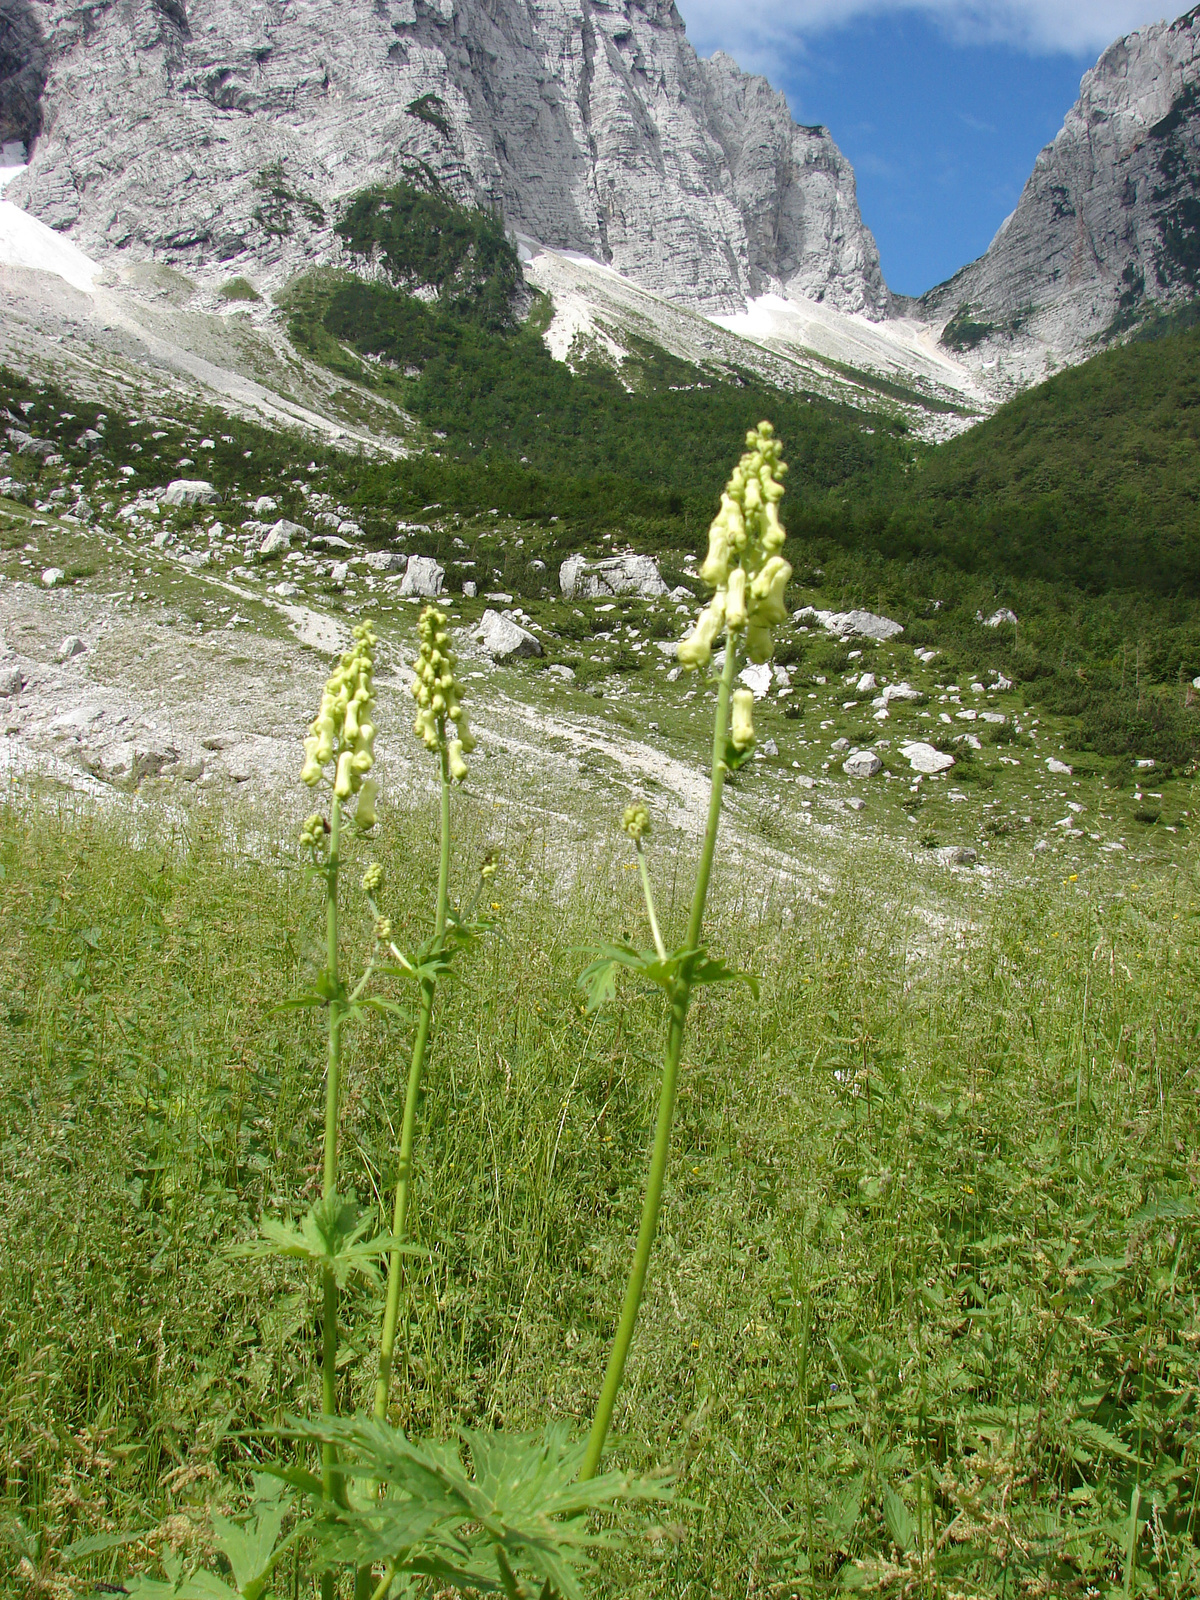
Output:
373,743,452,1420
321,798,343,1600
580,641,738,1481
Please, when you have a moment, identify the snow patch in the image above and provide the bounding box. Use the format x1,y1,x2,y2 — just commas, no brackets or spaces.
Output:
0,169,104,294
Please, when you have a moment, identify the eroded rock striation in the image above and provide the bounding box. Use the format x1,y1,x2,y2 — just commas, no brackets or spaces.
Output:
922,5,1200,360
2,0,887,315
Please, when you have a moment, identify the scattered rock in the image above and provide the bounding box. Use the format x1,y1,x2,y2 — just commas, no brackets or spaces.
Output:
253,496,278,515
882,682,922,703
1046,757,1073,775
793,606,903,642
547,663,575,681
258,519,304,557
1135,757,1156,770
330,562,349,589
338,520,365,539
559,553,667,600
152,528,176,550
313,535,355,551
57,635,87,662
462,580,478,598
981,608,1019,628
41,568,65,588
845,796,866,812
938,846,978,867
0,664,23,696
399,555,445,598
738,661,772,698
831,736,850,752
843,750,882,778
365,551,406,572
978,711,1006,724
760,737,778,756
901,742,955,774
855,672,876,692
178,551,212,568
163,479,221,506
474,609,542,660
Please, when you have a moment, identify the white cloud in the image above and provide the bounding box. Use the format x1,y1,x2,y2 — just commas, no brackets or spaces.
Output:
678,1,1173,66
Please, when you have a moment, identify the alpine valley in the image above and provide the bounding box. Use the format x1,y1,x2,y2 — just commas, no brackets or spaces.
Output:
0,6,1199,1597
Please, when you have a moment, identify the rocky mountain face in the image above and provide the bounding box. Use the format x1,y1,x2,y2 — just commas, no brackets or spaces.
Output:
0,0,888,317
922,5,1200,362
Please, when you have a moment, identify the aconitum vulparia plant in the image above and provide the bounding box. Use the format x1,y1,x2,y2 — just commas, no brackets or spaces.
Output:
128,429,790,1599
578,422,787,1481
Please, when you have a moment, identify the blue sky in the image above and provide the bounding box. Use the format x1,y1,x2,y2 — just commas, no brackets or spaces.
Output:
677,2,1174,297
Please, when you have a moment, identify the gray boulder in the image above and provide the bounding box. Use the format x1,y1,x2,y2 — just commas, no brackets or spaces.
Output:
163,479,221,507
560,553,667,600
0,664,23,696
41,567,65,588
399,555,445,598
57,635,87,662
365,551,407,572
258,519,304,557
900,741,955,774
794,606,903,642
474,609,542,660
843,750,882,778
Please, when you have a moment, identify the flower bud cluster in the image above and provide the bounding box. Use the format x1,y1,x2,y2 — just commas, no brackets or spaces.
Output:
678,422,792,672
300,813,328,852
621,803,651,843
301,623,380,819
410,606,476,782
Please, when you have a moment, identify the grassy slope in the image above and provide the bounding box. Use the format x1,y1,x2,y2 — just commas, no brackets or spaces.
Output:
0,796,1195,1598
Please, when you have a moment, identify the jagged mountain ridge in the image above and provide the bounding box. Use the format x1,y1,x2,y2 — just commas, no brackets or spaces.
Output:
921,5,1200,371
1,0,887,318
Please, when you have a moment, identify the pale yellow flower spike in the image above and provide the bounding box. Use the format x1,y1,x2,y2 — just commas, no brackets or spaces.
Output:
299,621,381,828
410,605,474,780
678,422,792,672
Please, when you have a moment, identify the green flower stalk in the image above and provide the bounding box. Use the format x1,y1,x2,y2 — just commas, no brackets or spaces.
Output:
373,607,472,1422
581,423,788,1482
297,623,380,1595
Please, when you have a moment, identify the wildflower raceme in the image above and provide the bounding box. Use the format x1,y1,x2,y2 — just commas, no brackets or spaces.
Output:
301,621,380,825
411,604,475,781
677,421,792,754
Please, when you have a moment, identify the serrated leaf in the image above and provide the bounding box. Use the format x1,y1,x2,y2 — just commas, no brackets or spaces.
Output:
883,1488,914,1553
232,1196,423,1286
577,958,618,1013
688,953,759,998
271,991,325,1014
61,1527,150,1564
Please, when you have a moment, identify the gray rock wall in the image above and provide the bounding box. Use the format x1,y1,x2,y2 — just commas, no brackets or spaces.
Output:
922,4,1200,357
6,0,887,316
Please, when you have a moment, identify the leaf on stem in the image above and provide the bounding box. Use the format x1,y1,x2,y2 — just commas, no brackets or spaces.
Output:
232,1195,426,1287
575,943,758,1012
280,1416,671,1600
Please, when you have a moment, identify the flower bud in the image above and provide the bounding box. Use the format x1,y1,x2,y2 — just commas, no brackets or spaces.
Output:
447,739,468,782
621,802,650,842
362,861,385,894
334,750,355,799
725,565,747,630
355,779,378,829
374,915,392,943
730,688,756,752
678,591,726,669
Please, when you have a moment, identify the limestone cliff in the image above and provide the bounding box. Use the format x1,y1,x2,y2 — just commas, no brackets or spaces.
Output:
0,0,888,316
922,5,1200,362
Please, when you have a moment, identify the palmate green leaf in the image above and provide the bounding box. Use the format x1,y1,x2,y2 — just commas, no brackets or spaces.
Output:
576,943,758,1012
210,1474,291,1599
231,1195,425,1287
283,1416,671,1600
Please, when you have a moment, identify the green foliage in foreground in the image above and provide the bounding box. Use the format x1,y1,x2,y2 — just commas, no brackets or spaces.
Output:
0,797,1196,1597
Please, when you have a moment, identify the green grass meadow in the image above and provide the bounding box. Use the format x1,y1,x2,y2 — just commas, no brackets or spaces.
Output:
1,787,1196,1597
